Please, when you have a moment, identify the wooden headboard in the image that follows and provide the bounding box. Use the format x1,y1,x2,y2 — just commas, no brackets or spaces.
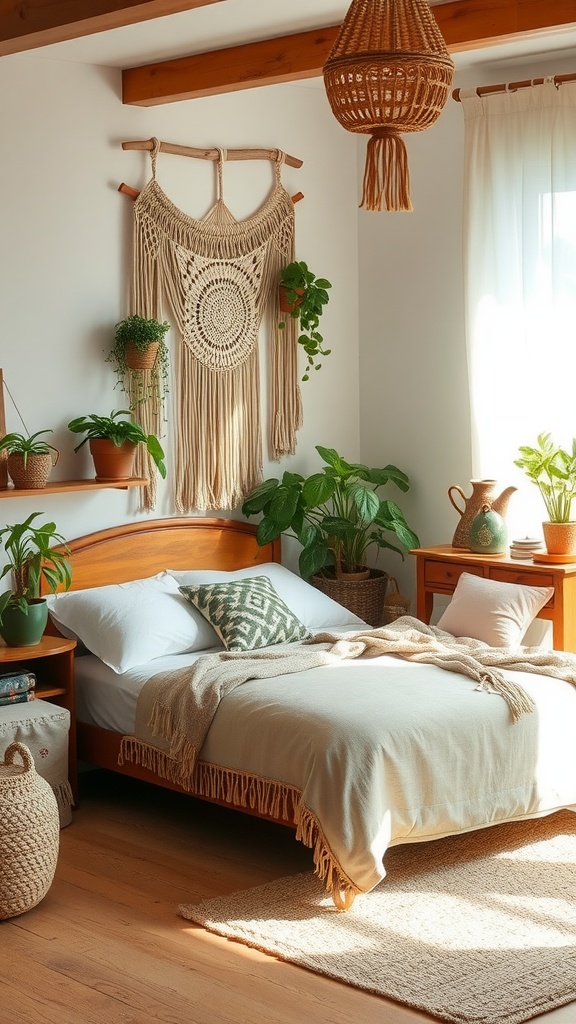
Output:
42,517,281,593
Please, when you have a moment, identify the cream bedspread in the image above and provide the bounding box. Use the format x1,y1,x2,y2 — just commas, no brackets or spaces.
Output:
119,618,576,902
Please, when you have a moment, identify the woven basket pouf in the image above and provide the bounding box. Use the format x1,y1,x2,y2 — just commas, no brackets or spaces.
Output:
0,741,60,920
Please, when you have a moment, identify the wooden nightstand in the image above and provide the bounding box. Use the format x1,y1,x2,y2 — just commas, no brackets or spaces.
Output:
0,635,77,799
411,545,576,653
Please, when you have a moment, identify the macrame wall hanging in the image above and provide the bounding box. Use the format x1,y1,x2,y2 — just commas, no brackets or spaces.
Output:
130,139,301,513
323,0,454,212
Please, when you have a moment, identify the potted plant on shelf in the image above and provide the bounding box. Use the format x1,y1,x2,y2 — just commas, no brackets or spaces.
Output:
515,432,576,555
67,410,167,483
241,445,420,625
0,430,59,489
108,314,171,407
278,261,332,381
0,512,72,646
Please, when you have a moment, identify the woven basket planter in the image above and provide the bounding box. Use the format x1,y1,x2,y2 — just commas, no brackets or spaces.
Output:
7,451,58,489
125,340,159,370
0,742,60,920
311,567,389,627
381,576,411,625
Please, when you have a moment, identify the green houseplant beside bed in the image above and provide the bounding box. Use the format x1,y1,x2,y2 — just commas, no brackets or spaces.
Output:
242,446,420,625
0,512,72,646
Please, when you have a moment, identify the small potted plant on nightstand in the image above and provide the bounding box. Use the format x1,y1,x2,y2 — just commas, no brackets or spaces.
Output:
0,512,72,646
278,261,332,381
515,432,576,556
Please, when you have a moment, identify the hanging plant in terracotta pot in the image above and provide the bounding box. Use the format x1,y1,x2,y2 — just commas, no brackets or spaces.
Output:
108,314,171,407
278,261,332,381
67,410,167,483
515,433,576,557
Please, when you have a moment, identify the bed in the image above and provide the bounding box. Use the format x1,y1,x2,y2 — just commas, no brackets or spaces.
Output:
43,517,576,909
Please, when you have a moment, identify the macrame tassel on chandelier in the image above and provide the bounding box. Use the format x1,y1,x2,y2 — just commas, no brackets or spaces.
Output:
323,0,454,212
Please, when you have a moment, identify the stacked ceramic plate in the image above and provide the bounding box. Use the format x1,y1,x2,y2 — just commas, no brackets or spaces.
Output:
509,537,543,559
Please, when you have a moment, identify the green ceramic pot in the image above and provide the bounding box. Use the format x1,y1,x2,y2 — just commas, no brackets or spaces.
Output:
0,599,48,647
469,504,507,554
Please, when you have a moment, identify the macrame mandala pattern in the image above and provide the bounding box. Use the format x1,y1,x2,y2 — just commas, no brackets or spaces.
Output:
131,140,301,512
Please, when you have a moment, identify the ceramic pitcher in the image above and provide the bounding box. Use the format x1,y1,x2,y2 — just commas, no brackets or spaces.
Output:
448,480,516,549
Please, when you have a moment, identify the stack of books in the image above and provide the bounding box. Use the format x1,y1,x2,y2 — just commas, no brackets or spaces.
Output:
509,537,543,559
0,669,36,706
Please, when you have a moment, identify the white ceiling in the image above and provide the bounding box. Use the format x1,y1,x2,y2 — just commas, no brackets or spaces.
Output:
11,0,576,75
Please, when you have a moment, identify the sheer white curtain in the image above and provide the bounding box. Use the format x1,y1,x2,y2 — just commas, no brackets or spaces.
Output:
461,81,576,536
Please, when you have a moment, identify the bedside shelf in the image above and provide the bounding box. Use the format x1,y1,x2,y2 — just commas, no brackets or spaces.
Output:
0,478,149,498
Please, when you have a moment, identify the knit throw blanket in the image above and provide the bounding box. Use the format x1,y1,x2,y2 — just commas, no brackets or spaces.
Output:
118,616,576,791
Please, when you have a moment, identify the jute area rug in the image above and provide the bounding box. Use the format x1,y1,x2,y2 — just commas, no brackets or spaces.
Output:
179,811,576,1024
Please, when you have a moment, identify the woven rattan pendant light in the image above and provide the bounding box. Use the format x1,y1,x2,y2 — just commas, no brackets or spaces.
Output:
323,0,454,212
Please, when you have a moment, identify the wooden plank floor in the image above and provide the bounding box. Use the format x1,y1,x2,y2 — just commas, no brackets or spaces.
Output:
1,770,574,1023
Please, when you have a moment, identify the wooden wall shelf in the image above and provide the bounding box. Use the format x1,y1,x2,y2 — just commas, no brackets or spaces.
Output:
0,478,149,499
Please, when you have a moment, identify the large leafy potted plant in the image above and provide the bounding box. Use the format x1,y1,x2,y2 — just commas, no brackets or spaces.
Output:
0,429,59,489
0,512,72,646
515,432,576,555
68,410,167,483
242,445,420,625
108,314,171,407
278,261,332,381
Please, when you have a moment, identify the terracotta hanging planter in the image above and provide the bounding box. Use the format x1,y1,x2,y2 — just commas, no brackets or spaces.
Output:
278,284,304,315
89,439,137,482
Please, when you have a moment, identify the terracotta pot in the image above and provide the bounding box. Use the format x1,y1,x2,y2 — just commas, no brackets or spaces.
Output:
542,521,576,555
125,340,159,370
279,284,304,314
89,439,137,482
7,451,59,489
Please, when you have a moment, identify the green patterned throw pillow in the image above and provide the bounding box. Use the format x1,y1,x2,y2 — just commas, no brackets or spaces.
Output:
179,576,311,652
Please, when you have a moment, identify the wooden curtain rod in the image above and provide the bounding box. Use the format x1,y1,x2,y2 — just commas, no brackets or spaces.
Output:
453,71,576,102
122,139,303,168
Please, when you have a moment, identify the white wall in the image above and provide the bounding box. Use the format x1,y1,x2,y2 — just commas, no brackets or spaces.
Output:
2,46,574,599
358,53,576,604
0,58,360,574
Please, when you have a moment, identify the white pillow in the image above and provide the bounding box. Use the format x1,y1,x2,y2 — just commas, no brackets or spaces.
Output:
436,572,553,648
46,573,221,673
167,562,366,629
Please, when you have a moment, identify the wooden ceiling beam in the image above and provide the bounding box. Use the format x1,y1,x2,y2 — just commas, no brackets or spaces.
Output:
122,26,340,105
122,0,576,106
0,0,225,57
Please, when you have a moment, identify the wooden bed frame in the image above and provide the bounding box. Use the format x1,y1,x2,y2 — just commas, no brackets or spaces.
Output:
45,517,284,812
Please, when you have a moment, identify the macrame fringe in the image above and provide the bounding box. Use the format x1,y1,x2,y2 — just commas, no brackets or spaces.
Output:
118,739,359,909
175,345,263,512
475,672,536,723
361,133,413,212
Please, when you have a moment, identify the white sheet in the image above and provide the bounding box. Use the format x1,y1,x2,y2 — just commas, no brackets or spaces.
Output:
75,646,576,893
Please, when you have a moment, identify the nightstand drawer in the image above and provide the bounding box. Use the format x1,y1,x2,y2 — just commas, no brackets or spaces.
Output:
423,560,483,588
489,567,555,606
